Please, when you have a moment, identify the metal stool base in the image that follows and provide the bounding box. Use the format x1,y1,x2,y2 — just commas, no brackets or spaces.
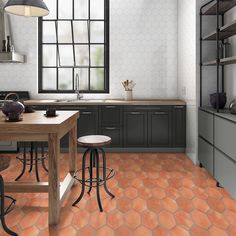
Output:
72,148,115,212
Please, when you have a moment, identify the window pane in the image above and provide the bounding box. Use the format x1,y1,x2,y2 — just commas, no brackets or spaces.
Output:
90,68,104,90
90,21,104,43
74,0,88,19
59,68,73,90
90,0,104,19
74,68,89,90
43,68,57,90
91,45,104,66
43,45,57,66
59,45,74,66
75,45,89,66
73,21,88,43
58,21,72,43
43,0,57,19
43,21,56,43
58,0,72,19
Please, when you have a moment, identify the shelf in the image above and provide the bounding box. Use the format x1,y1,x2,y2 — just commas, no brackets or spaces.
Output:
202,60,217,66
203,56,236,66
202,0,236,15
203,19,236,40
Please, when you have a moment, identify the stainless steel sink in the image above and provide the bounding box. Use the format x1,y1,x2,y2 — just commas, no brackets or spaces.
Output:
56,99,105,103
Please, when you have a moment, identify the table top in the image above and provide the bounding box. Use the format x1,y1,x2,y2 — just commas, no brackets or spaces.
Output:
0,111,79,134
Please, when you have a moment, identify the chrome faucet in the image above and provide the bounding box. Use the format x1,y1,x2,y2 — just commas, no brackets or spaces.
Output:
75,73,83,100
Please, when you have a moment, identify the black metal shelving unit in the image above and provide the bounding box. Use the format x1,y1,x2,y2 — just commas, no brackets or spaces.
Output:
200,0,236,112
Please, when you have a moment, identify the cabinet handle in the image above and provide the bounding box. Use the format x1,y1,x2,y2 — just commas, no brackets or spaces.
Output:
154,112,167,115
174,106,184,109
105,106,116,109
81,111,92,115
130,112,141,115
105,127,116,130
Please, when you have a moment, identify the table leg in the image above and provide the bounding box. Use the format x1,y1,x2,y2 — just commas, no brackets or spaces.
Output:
69,124,77,173
48,133,60,225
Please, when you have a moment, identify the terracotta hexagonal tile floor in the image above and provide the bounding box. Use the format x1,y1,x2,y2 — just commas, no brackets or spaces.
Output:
1,153,236,235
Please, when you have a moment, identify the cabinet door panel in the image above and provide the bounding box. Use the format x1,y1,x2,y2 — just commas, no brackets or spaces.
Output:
61,110,98,148
198,137,214,175
215,116,236,162
215,149,236,199
148,111,172,147
199,109,214,144
173,106,186,147
124,111,147,147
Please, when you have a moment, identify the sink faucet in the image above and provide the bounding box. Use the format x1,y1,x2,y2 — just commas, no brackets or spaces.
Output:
75,73,83,100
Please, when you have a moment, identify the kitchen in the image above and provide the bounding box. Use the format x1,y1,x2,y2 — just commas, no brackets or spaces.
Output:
0,0,236,235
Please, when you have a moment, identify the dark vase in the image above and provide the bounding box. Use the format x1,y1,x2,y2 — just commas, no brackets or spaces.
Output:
2,93,24,117
229,99,236,114
210,93,227,109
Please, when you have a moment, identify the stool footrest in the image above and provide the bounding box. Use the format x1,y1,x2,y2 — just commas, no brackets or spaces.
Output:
74,167,115,188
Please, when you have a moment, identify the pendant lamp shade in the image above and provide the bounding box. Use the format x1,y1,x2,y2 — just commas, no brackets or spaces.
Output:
4,0,49,17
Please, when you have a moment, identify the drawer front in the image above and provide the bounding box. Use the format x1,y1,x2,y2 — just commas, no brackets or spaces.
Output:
215,116,236,162
100,106,122,126
198,109,214,144
215,149,236,199
198,137,214,175
100,127,122,147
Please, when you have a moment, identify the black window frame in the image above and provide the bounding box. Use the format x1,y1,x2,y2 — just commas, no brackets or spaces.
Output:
38,0,109,94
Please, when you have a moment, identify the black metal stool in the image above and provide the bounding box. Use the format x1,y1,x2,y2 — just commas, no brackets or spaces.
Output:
0,175,17,236
15,142,48,182
72,135,115,212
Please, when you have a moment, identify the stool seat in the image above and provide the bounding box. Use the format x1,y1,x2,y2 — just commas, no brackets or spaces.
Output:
77,135,111,147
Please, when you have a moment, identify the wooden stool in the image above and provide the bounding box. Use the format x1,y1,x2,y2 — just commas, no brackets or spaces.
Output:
72,135,115,212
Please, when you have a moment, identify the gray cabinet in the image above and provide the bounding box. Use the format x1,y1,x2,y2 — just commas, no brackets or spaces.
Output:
199,109,214,144
148,111,172,147
198,137,214,175
215,149,236,199
124,111,147,147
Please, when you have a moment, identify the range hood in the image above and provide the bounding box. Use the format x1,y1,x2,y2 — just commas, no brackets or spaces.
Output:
0,7,25,63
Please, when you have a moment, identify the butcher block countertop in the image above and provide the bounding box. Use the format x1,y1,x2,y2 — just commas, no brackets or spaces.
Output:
24,99,186,106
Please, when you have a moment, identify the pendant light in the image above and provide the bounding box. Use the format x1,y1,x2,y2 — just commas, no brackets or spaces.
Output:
4,0,49,17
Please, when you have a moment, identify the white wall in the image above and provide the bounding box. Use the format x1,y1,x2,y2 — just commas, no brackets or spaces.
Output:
177,0,198,164
0,0,178,100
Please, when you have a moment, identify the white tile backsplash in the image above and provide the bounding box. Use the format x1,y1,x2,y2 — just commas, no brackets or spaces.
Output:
0,0,178,100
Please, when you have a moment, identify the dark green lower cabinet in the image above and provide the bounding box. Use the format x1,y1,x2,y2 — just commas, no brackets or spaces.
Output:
34,105,186,150
148,111,172,147
124,111,147,147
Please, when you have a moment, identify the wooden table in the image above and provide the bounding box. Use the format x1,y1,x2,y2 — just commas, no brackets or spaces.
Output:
0,111,79,225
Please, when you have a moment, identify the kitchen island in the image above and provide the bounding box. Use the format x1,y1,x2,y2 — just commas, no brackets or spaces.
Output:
0,111,79,225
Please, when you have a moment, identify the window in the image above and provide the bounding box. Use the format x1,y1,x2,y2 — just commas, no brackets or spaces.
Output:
38,0,109,93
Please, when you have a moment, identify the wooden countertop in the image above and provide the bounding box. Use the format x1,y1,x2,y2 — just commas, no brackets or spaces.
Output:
24,99,186,106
